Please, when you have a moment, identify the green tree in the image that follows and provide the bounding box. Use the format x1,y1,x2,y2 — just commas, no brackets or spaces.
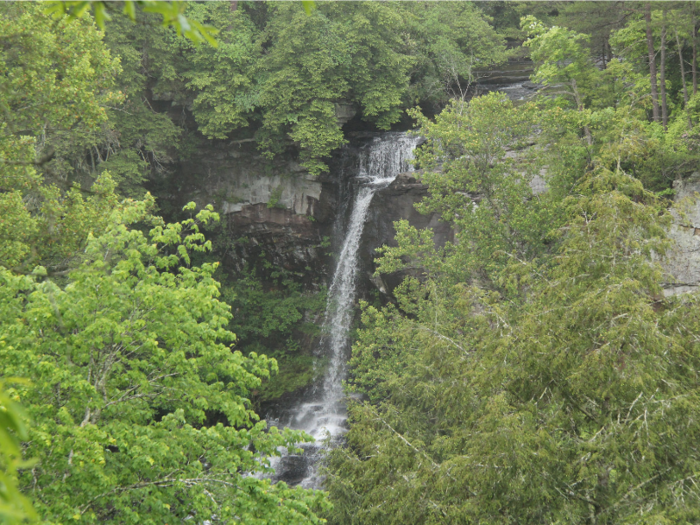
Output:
0,200,329,524
525,14,700,193
326,154,700,525
118,1,506,176
380,93,559,297
45,0,317,47
254,2,414,175
221,268,327,405
97,7,187,196
0,381,38,524
523,16,600,110
254,1,507,174
325,69,700,521
0,3,122,271
404,2,508,103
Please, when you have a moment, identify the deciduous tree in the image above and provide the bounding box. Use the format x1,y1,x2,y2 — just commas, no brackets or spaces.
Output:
0,200,330,524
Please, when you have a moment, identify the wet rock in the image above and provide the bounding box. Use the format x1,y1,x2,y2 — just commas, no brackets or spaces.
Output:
225,204,323,273
273,453,314,486
369,172,453,251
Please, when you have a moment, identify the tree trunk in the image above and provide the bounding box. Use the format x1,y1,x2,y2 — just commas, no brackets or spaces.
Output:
694,9,699,95
645,3,661,122
602,41,607,68
675,29,693,128
572,79,594,146
660,7,668,129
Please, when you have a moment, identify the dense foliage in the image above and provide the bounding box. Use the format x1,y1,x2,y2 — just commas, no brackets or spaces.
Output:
0,381,38,524
78,1,507,178
324,3,700,524
3,1,700,524
0,3,122,271
0,199,330,523
219,260,327,405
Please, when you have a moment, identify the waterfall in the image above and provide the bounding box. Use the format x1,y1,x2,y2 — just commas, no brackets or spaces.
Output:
320,133,421,411
269,132,420,488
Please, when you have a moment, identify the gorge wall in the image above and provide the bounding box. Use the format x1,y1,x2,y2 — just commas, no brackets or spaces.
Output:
153,121,700,494
152,60,539,297
156,125,700,342
151,60,700,430
151,131,450,425
160,139,335,287
158,133,448,300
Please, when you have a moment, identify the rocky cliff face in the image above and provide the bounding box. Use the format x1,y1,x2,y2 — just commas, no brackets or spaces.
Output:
156,131,447,418
159,139,339,286
363,173,453,295
157,134,446,296
475,57,540,102
156,128,700,419
664,175,700,296
162,132,700,302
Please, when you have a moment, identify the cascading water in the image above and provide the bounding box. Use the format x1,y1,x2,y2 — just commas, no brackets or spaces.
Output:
269,132,421,488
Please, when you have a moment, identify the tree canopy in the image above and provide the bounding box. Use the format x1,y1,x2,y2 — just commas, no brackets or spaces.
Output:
1,199,330,523
4,2,700,524
324,4,700,524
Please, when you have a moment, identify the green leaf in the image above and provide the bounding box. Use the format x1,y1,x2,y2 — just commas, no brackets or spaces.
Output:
301,1,316,16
